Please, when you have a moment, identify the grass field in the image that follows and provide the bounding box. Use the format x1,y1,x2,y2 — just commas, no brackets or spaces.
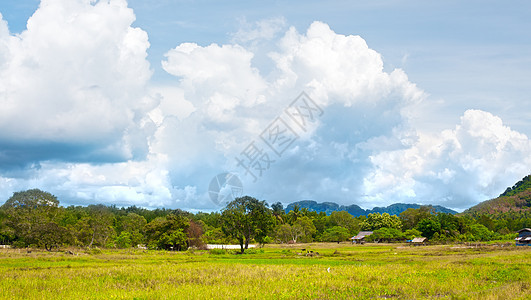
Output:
0,243,529,299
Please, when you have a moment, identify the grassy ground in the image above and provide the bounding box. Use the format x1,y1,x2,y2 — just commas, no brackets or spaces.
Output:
0,243,529,299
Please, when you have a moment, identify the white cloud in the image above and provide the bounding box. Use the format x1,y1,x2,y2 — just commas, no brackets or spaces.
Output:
270,22,425,108
232,17,287,44
153,21,428,209
0,0,154,158
365,109,531,209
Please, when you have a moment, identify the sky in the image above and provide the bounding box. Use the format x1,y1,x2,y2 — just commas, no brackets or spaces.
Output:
0,0,530,212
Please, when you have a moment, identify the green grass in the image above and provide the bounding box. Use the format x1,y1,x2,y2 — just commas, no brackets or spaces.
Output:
0,243,529,299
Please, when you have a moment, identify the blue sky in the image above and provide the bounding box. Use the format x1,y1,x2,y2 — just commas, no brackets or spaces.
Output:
0,0,530,211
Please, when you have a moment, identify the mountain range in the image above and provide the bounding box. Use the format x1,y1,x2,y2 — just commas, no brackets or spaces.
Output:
285,200,457,217
284,174,531,217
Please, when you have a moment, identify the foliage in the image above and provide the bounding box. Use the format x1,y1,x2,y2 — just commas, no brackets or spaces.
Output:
328,211,360,235
322,226,350,243
0,189,61,246
399,206,435,230
360,213,402,231
115,231,133,249
500,175,531,197
221,196,274,253
0,188,527,251
416,218,441,239
145,214,189,250
403,228,422,240
367,227,405,242
275,216,316,243
186,220,205,249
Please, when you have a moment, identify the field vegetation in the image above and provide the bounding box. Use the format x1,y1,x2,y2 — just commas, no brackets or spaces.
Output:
0,243,529,299
1,189,528,253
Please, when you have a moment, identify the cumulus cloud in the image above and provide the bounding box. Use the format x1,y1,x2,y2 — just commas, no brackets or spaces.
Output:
365,109,531,209
0,0,155,167
270,22,424,107
155,21,427,209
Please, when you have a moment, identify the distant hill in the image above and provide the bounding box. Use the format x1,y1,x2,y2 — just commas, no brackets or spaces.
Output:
285,200,457,217
463,175,531,215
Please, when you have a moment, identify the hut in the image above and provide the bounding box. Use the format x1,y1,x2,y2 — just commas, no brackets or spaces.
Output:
350,231,373,244
515,228,531,246
410,237,427,246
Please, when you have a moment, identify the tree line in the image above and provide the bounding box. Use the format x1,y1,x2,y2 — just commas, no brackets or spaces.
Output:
0,189,528,253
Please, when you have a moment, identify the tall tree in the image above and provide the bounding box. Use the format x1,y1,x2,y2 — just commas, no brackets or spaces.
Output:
221,196,274,253
145,214,190,250
86,205,116,248
399,206,435,230
322,226,350,243
275,216,316,243
416,218,441,239
271,202,285,224
361,213,402,231
328,211,360,234
1,189,62,246
119,212,147,246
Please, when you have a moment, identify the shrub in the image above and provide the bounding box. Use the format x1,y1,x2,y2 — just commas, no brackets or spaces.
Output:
244,248,264,254
85,247,102,255
209,248,226,255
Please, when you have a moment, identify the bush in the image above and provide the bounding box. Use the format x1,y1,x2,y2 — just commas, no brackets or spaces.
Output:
11,241,26,248
244,248,264,254
115,231,132,249
209,248,226,255
85,247,102,255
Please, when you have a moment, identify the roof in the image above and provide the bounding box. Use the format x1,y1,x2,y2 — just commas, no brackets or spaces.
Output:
411,237,427,243
517,228,531,233
350,231,373,240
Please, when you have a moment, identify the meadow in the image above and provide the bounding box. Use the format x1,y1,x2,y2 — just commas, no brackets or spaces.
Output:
0,243,529,299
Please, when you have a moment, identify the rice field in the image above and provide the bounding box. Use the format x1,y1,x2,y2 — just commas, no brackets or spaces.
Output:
0,243,529,299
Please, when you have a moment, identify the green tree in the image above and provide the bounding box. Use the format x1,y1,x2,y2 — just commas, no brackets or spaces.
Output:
221,196,274,253
202,227,229,244
31,222,73,251
322,226,350,243
271,202,285,224
275,216,316,243
399,206,435,230
1,189,62,247
295,216,317,242
159,229,187,251
286,204,302,224
361,213,402,231
328,211,360,234
404,228,423,240
115,231,132,248
145,214,190,250
275,224,296,243
416,218,441,239
368,227,404,242
86,205,116,248
467,223,496,241
119,213,147,246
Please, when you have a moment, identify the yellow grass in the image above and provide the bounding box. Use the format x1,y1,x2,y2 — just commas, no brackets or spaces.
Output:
0,243,529,299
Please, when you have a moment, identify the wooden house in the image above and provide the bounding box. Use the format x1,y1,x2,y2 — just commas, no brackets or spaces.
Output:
410,237,427,246
515,228,531,246
350,231,373,244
